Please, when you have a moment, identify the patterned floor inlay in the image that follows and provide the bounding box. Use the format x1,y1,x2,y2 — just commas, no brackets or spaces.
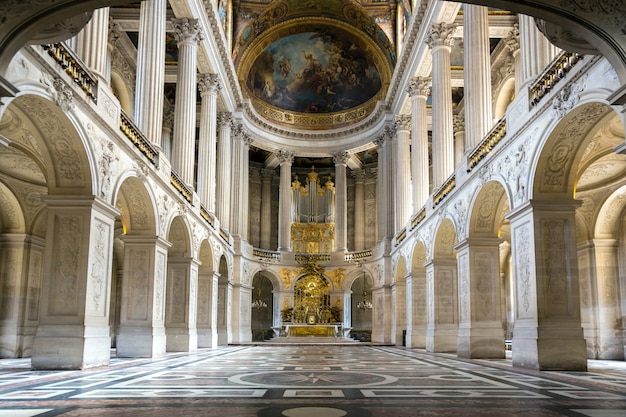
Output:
0,345,625,416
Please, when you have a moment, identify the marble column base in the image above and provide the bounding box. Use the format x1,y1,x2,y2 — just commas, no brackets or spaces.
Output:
457,323,505,359
116,326,166,358
512,323,587,370
166,327,198,352
426,324,458,353
31,325,110,370
197,328,218,349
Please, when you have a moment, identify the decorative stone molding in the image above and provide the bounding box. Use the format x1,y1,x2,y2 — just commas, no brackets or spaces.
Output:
552,77,586,119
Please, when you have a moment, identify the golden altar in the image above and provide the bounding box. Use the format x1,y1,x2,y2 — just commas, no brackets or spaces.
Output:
283,323,342,337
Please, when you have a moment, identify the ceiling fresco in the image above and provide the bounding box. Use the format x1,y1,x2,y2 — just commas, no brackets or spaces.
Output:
246,27,383,114
234,0,395,130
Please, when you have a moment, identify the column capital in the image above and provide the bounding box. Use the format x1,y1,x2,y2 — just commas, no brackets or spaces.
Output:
233,123,253,146
217,112,233,129
198,73,222,95
374,125,395,147
108,19,123,47
505,23,520,53
426,22,455,50
163,108,175,130
333,151,350,165
173,17,204,44
395,114,412,132
277,149,294,165
453,113,465,133
407,76,431,98
351,168,367,182
261,168,275,181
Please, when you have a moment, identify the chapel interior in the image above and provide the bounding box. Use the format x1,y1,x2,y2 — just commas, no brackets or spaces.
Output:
0,0,626,374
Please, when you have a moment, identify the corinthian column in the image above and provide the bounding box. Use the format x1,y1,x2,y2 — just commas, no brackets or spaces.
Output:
505,24,522,93
426,23,455,188
73,7,110,81
260,169,274,249
171,18,203,188
352,169,366,251
277,150,294,252
519,14,560,88
395,115,412,230
464,5,493,150
230,126,252,239
197,74,221,211
216,112,233,230
134,0,166,148
334,151,349,252
407,76,430,210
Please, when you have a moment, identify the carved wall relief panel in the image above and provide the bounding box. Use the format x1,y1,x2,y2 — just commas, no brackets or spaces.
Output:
127,248,150,321
51,215,81,316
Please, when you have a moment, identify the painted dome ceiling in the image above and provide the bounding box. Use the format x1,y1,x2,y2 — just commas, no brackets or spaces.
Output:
233,0,397,131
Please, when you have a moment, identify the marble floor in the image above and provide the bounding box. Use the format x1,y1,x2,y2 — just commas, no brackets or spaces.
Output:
1,345,625,416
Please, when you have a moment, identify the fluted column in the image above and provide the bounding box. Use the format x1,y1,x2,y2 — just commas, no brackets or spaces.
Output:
407,76,431,210
277,150,294,252
73,7,110,81
395,115,412,230
333,151,349,252
230,126,252,239
505,24,522,93
453,114,465,166
197,74,221,211
260,169,274,249
134,0,166,148
161,110,174,161
216,112,233,230
375,126,395,242
352,169,366,251
427,23,455,188
464,5,493,149
171,18,203,188
519,14,560,88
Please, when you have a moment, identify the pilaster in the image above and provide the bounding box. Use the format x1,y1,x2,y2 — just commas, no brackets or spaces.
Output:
32,197,118,369
216,112,233,230
277,150,294,252
507,199,587,370
333,151,349,252
165,257,200,352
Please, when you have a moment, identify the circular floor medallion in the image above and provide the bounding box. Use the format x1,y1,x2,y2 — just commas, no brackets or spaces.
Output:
282,407,347,417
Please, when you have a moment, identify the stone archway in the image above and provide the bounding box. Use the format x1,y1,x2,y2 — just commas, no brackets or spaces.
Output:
408,241,427,348
165,216,196,352
426,218,458,353
456,180,510,359
197,240,217,348
217,255,231,345
392,255,407,346
251,272,273,341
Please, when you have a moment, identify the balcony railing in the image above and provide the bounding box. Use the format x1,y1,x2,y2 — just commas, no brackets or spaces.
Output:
170,169,193,204
467,118,507,171
344,250,372,262
42,43,98,102
200,204,215,228
253,248,281,262
530,52,583,107
119,109,159,167
433,174,456,206
410,207,426,230
395,227,407,246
